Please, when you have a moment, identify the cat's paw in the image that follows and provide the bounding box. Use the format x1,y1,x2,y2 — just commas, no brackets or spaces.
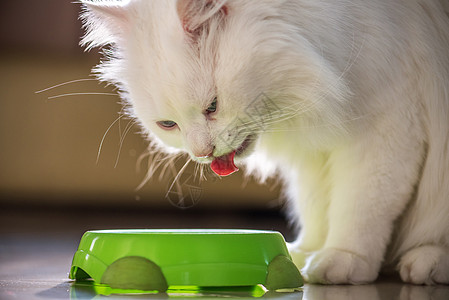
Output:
301,248,378,284
398,245,449,285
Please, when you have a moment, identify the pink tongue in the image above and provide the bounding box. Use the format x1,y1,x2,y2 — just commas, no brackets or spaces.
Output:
210,151,239,176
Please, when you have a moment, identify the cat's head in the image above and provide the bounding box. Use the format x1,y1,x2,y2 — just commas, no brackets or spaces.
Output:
81,0,350,176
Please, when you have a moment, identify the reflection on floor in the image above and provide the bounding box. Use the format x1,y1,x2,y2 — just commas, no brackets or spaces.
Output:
4,274,449,300
1,206,448,299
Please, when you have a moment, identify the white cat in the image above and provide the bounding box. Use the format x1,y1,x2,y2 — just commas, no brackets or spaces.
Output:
80,0,449,285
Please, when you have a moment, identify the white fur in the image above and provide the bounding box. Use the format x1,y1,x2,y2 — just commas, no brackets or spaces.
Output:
81,0,449,284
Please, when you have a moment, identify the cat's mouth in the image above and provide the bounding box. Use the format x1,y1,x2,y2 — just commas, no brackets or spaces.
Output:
210,135,255,177
236,135,254,156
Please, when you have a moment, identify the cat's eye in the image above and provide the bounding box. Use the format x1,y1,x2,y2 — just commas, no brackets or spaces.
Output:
157,120,178,130
205,97,217,114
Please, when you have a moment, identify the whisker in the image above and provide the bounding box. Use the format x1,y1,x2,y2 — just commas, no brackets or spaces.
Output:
201,164,207,181
157,154,174,181
165,158,192,203
47,92,118,100
136,150,152,174
136,148,186,191
137,152,163,190
169,163,184,205
136,153,155,191
35,78,98,94
192,162,206,182
160,154,186,181
193,162,199,180
114,119,138,168
96,114,124,164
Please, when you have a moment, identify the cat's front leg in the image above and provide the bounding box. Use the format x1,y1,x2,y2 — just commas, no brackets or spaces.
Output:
286,154,330,270
301,123,425,284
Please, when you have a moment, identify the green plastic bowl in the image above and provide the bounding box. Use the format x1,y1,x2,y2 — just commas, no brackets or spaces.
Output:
69,229,303,293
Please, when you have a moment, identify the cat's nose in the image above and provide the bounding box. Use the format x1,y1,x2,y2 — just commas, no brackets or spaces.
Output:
187,129,214,158
194,148,214,158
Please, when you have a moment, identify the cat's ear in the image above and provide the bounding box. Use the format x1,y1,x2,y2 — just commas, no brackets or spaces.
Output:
176,0,228,37
80,0,131,50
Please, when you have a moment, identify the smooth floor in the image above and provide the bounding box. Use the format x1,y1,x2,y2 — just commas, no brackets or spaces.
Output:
1,206,448,300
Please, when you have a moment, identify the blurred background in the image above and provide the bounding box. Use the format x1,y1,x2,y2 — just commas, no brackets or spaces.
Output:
0,0,293,239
